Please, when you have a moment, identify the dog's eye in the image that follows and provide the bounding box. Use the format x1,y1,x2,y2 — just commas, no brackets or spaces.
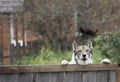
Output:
86,50,89,52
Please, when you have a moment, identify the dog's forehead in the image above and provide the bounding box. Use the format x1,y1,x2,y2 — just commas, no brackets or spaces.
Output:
76,45,91,50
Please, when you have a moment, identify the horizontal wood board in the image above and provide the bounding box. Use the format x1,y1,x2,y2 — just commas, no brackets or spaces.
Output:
0,64,119,74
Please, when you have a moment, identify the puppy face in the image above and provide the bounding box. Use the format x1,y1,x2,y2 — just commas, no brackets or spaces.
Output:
72,40,93,62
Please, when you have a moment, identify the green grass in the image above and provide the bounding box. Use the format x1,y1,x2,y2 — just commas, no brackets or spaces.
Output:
15,45,105,65
15,47,72,65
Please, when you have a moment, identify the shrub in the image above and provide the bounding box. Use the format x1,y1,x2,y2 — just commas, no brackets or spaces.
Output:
93,30,120,63
15,46,72,65
15,43,106,65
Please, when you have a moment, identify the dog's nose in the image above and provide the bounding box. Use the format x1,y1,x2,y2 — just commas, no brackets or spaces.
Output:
82,54,86,58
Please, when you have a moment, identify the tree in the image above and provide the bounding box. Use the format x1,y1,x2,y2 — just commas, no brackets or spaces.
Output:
24,0,120,50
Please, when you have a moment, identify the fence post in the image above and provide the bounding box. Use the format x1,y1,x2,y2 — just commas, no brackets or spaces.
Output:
10,44,15,64
116,67,120,82
0,45,3,65
27,42,32,55
16,43,21,60
32,41,39,55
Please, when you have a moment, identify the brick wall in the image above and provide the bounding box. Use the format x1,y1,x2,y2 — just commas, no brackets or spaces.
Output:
0,15,10,65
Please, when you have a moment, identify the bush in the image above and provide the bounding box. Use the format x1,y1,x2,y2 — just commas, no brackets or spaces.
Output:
15,44,106,65
93,30,120,63
15,46,72,65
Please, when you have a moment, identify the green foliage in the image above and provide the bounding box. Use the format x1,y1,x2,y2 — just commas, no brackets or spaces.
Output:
15,47,72,65
15,30,120,65
92,46,105,64
93,30,120,63
15,45,105,65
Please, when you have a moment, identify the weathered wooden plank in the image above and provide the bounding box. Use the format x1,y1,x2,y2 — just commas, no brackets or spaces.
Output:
36,73,50,82
35,72,82,82
0,70,118,82
83,72,97,82
35,71,118,82
27,42,33,55
73,72,83,82
63,72,74,82
32,41,39,55
0,64,118,74
64,72,83,82
0,73,33,82
116,70,120,82
109,71,116,82
96,71,108,82
52,72,64,82
0,45,3,65
17,73,33,82
10,44,15,64
0,74,18,82
16,43,21,60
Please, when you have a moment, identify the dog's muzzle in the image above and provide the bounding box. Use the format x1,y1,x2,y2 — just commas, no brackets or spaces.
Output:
81,54,87,61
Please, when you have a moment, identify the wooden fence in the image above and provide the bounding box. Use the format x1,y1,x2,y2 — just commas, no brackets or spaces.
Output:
0,64,119,82
0,41,39,65
9,41,39,64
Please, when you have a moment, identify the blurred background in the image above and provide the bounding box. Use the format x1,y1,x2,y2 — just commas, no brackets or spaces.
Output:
0,0,120,65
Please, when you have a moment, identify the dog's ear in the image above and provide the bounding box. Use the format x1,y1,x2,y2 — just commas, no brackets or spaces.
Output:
72,40,78,50
87,40,93,49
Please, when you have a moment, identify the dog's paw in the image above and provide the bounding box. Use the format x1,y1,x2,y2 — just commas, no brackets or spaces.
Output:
61,60,69,65
101,58,110,64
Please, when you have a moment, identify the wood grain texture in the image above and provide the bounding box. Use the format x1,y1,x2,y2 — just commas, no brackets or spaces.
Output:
116,70,120,82
83,72,97,82
0,71,118,82
0,64,119,82
17,73,33,82
109,71,116,82
0,46,3,65
0,64,119,74
10,44,15,64
0,74,18,82
52,72,64,82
